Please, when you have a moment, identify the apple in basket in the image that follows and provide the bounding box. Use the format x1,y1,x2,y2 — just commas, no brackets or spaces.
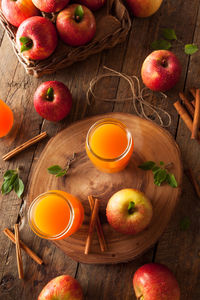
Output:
125,0,163,18
16,16,58,61
56,4,96,46
1,0,39,27
133,263,180,300
141,50,181,91
106,188,153,235
38,275,83,300
32,0,70,13
77,0,106,11
34,81,72,122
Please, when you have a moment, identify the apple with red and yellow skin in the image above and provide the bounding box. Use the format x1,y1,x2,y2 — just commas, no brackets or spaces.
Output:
133,263,181,300
141,50,182,91
125,0,163,18
16,16,58,60
34,81,72,122
56,4,96,46
106,188,153,235
1,0,39,27
32,0,70,13
38,275,83,300
77,0,106,11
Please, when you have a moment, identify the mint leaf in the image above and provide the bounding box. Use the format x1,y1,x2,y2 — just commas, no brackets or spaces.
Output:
160,161,164,166
154,169,167,186
138,161,155,170
151,39,172,50
1,180,13,194
48,165,62,175
3,170,16,180
14,178,24,198
161,28,177,40
166,173,178,188
128,201,135,214
56,170,68,177
180,217,190,231
184,44,198,55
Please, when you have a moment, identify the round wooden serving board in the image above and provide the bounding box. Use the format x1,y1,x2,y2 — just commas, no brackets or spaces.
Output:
29,113,182,264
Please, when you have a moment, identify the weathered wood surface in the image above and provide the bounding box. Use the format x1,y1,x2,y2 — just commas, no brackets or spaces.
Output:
0,0,200,299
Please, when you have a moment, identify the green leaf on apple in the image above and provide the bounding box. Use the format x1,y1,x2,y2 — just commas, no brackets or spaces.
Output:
180,217,190,231
138,161,155,170
75,5,84,22
20,36,33,53
47,87,54,101
161,28,177,40
184,44,198,55
151,39,172,50
128,201,135,214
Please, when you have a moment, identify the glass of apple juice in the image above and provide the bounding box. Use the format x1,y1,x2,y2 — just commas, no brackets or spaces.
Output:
28,190,84,240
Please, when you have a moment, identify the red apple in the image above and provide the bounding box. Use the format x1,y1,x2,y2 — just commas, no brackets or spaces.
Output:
77,0,106,11
133,263,180,300
34,81,72,122
1,0,39,27
16,16,58,60
106,188,153,235
56,4,96,46
141,50,181,91
32,0,70,13
38,275,83,300
125,0,163,18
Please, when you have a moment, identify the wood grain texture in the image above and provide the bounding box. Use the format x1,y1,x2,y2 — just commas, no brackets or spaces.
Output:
28,113,182,264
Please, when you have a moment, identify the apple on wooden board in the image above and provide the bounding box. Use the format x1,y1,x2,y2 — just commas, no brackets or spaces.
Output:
106,188,153,235
133,263,181,300
16,16,58,61
125,0,163,18
32,0,70,13
38,275,83,300
77,0,106,11
141,50,182,92
56,4,96,47
34,81,72,122
1,0,39,27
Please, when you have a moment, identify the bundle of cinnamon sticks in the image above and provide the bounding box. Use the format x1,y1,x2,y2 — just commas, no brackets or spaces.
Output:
173,88,200,141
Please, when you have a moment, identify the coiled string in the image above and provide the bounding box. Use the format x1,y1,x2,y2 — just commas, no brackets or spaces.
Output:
86,66,171,128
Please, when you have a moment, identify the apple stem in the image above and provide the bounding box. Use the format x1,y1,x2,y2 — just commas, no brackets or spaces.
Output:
161,58,168,68
46,87,54,101
74,5,84,23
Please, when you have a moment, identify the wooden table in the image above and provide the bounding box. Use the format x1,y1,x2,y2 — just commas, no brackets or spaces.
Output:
0,0,200,299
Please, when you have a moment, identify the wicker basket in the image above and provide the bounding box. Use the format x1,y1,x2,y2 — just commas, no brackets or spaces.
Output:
0,0,131,77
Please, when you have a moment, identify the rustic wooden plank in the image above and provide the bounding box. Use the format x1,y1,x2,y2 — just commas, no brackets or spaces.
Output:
154,1,200,299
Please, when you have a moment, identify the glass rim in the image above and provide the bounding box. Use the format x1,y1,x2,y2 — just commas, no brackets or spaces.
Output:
28,191,74,240
86,118,133,162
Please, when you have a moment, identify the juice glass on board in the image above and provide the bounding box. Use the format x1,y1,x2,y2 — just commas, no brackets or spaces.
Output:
86,118,134,173
28,190,84,240
0,99,13,137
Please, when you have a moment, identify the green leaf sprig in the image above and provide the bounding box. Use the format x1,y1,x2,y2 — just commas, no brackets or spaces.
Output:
151,28,198,55
1,169,24,198
48,153,76,177
138,161,178,188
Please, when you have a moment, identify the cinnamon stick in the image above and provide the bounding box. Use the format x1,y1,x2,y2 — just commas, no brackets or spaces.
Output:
185,168,200,198
2,131,47,161
14,224,24,279
88,196,107,252
191,89,200,139
179,92,194,117
85,199,100,255
3,228,43,265
173,101,200,142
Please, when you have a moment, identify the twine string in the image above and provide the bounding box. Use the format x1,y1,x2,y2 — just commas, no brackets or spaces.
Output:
86,66,171,127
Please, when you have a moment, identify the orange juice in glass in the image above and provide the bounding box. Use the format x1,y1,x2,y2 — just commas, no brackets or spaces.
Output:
0,99,13,137
86,118,133,173
28,190,84,240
